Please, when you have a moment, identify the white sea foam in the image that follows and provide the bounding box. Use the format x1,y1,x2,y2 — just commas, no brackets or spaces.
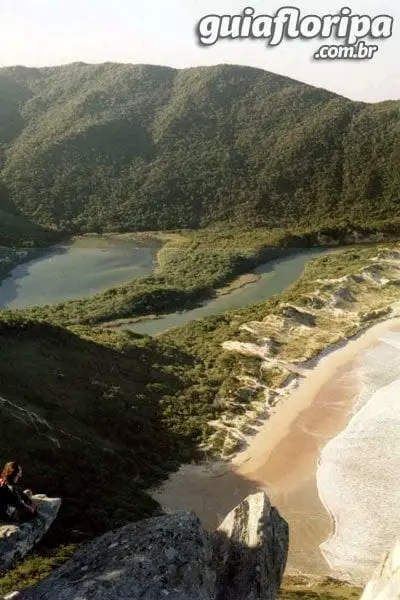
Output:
318,333,400,584
379,333,400,351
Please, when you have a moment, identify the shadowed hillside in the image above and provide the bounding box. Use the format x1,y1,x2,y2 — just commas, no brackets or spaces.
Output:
0,184,61,279
0,316,213,544
0,183,57,247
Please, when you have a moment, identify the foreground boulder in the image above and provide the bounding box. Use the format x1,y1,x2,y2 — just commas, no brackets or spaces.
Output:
14,493,288,600
361,541,400,600
18,511,216,600
0,495,61,573
212,493,289,600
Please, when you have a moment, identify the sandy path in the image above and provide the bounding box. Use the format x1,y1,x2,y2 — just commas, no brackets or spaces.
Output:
152,318,400,575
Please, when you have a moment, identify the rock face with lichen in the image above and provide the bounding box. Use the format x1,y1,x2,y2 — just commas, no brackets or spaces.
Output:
0,495,61,573
212,493,289,600
17,512,216,600
15,493,288,600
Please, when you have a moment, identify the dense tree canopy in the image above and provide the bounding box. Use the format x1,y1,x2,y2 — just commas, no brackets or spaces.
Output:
0,62,398,233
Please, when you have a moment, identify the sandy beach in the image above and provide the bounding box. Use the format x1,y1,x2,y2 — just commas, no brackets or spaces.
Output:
152,317,400,576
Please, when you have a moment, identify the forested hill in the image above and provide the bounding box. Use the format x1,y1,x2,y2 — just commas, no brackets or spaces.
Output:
0,62,399,233
0,183,57,247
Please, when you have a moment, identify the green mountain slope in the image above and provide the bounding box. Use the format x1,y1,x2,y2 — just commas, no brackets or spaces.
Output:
0,62,399,232
0,316,215,542
0,184,61,279
0,208,53,247
0,183,53,247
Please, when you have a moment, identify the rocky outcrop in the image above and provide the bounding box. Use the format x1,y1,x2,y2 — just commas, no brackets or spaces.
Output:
361,541,400,600
0,495,61,573
14,493,288,600
212,493,289,600
17,511,215,600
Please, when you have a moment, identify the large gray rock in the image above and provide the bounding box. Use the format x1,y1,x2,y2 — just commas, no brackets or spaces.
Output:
18,512,216,600
361,541,400,600
15,493,288,600
212,492,289,600
0,495,61,573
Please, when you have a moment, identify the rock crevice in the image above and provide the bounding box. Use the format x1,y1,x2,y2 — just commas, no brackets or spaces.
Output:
15,492,289,600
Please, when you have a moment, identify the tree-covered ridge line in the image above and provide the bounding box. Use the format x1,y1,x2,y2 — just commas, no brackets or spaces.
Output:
0,62,398,233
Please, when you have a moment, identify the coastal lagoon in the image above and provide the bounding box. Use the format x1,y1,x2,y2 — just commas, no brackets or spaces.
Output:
122,248,331,336
0,237,158,310
0,242,331,326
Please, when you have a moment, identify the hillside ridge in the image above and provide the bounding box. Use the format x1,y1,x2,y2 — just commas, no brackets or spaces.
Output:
0,62,398,233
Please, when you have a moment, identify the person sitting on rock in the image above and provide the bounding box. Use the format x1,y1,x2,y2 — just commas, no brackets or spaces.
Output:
0,461,37,523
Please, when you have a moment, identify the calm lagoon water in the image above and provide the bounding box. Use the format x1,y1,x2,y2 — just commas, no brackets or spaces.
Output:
0,240,333,337
0,237,158,310
123,248,331,336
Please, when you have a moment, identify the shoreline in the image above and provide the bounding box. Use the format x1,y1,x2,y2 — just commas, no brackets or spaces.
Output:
231,315,400,472
100,314,161,329
316,337,400,584
101,273,264,329
215,273,261,297
151,314,400,578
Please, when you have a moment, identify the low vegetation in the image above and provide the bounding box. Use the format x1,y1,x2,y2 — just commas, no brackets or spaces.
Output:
3,219,400,325
0,61,396,597
159,244,400,454
1,242,399,593
279,575,361,600
0,546,77,597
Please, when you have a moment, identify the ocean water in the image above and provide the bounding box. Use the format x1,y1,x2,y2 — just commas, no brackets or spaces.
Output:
317,332,400,584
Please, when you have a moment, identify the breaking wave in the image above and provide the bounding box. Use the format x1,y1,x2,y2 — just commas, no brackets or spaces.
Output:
317,332,400,584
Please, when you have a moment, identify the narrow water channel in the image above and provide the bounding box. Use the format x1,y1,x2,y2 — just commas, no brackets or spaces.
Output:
122,248,331,336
